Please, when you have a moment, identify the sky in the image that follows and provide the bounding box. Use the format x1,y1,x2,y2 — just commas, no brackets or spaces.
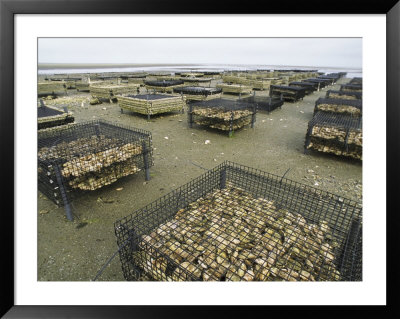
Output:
38,38,362,69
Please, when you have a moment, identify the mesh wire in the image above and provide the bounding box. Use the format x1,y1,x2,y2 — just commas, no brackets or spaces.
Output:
38,106,64,118
240,96,284,113
289,82,317,94
349,78,362,85
123,94,175,100
188,99,256,134
173,87,222,96
305,113,362,160
145,80,184,87
314,98,362,116
115,161,362,281
326,90,362,100
38,120,153,206
270,85,307,101
340,84,362,92
302,79,330,87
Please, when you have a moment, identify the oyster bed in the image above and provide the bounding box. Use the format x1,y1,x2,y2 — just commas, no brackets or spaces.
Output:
38,135,143,191
134,184,342,281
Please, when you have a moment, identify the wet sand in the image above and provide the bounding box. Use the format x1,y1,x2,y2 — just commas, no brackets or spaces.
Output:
37,76,362,281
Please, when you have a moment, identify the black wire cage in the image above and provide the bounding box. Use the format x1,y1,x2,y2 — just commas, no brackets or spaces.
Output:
115,161,362,282
349,77,362,85
187,98,257,137
325,90,362,100
37,101,75,130
314,98,362,117
240,95,284,114
317,73,341,85
340,84,363,93
38,120,153,221
304,112,362,160
288,82,317,94
173,86,222,100
301,78,331,90
269,85,307,102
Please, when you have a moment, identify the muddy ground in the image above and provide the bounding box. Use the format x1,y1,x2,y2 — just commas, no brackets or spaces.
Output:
37,76,362,281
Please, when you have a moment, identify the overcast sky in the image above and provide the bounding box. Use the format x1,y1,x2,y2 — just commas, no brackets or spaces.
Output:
38,38,362,68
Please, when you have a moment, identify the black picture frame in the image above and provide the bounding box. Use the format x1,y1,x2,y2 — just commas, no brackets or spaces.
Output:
1,0,398,317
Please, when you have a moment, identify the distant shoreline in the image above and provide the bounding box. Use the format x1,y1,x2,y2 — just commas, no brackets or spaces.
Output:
38,63,201,70
38,63,361,71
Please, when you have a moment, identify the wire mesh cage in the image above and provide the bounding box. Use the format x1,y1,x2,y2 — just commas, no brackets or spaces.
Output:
301,78,330,90
304,112,362,160
115,161,362,282
173,87,222,101
188,98,257,136
349,77,362,85
314,98,362,116
38,120,153,220
38,82,67,97
240,95,284,114
90,83,140,100
269,85,307,102
144,80,185,93
117,94,186,119
340,84,362,93
38,101,75,130
326,90,362,100
317,73,341,84
216,83,253,95
181,77,214,85
288,82,317,94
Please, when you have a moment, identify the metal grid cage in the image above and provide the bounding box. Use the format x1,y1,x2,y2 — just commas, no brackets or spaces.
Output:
38,102,75,130
38,120,153,220
340,84,362,92
304,112,362,160
288,82,317,94
117,94,186,119
240,95,284,114
188,98,257,136
317,73,341,84
349,78,362,85
173,87,222,96
314,98,362,116
115,161,362,282
269,85,307,102
326,90,362,100
301,78,330,89
144,80,184,87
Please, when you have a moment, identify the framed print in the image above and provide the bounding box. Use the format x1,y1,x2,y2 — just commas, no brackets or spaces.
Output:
1,0,398,317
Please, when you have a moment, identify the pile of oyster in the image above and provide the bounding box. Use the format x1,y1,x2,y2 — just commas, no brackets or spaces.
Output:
133,185,342,281
38,135,143,191
192,107,252,121
307,125,362,160
192,107,252,131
